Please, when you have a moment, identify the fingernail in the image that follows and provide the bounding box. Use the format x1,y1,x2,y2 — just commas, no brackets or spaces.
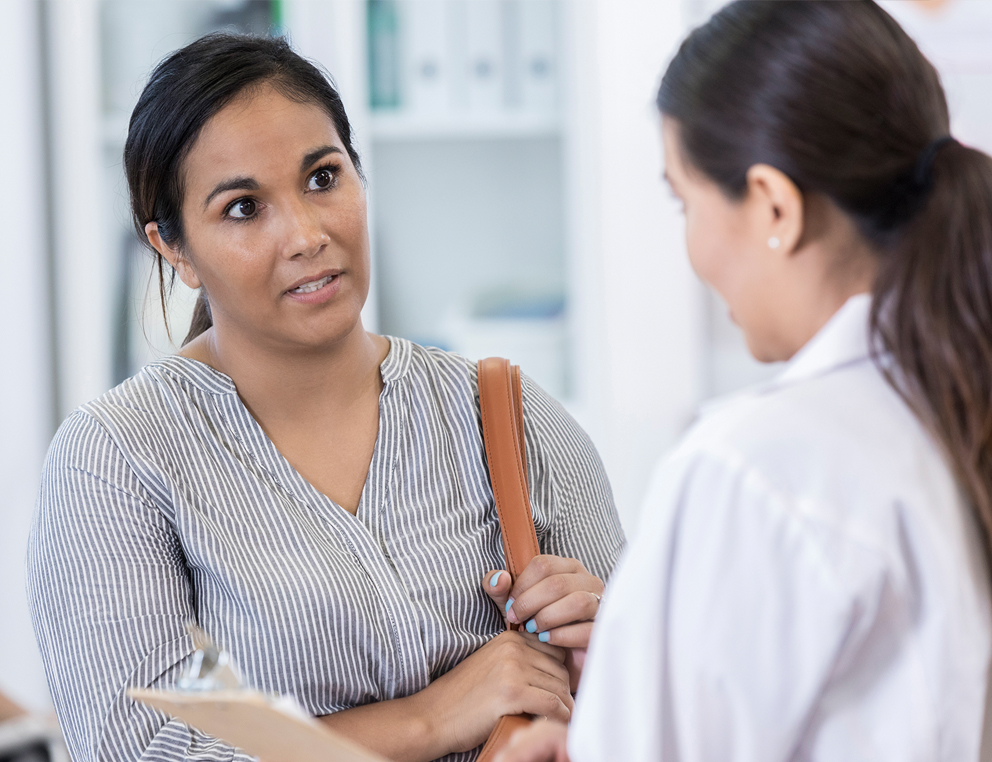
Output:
490,571,504,588
505,597,514,614
539,631,550,643
526,619,537,633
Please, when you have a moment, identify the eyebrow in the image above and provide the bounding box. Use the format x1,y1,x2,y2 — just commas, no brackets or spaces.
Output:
202,146,345,211
301,145,342,172
203,176,259,210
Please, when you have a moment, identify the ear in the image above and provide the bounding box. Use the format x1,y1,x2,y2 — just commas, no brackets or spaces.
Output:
145,221,201,290
744,164,804,256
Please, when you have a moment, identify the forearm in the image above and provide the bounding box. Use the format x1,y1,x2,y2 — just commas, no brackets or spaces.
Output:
318,690,450,762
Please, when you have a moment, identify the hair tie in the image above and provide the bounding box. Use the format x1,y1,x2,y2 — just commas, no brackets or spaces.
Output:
875,135,958,231
913,135,957,188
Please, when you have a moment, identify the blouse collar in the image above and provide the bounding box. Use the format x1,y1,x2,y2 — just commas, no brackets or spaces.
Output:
152,334,412,394
762,292,874,394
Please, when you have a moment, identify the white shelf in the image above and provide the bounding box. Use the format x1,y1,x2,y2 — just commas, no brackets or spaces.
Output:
105,111,561,146
369,111,561,141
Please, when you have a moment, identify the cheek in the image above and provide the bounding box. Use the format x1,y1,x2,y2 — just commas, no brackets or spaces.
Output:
684,205,735,293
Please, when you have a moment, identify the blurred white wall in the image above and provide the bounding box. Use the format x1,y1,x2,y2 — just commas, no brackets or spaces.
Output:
0,0,54,711
576,0,702,528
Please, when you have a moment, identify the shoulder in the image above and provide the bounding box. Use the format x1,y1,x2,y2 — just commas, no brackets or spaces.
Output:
41,358,237,503
647,357,959,586
386,338,585,443
518,372,602,472
72,356,233,444
390,337,612,495
383,337,478,401
679,357,945,510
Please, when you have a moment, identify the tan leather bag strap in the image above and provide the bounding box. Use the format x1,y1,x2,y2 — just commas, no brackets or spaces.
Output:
476,358,541,761
478,358,540,579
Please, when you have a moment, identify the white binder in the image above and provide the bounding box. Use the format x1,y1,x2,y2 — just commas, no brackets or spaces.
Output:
518,0,557,114
403,0,450,115
465,0,505,113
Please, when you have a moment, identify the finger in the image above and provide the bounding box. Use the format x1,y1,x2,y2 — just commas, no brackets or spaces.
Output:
520,666,574,715
516,686,572,724
520,591,601,635
533,621,595,650
510,556,583,600
527,648,572,685
503,632,570,681
483,569,513,612
494,720,570,762
515,631,568,663
508,573,603,626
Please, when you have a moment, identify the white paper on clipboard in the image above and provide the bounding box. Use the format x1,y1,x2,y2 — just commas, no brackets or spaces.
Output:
128,688,387,762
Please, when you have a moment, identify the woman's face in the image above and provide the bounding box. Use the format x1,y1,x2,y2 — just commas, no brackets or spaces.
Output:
661,117,795,362
166,83,370,354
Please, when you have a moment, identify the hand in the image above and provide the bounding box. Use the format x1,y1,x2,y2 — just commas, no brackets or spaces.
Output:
494,718,570,762
414,630,573,754
484,556,604,690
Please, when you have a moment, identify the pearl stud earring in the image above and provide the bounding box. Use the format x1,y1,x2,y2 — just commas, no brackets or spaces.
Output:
768,236,781,249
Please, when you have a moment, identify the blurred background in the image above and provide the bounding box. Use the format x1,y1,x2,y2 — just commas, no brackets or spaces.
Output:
1,0,991,726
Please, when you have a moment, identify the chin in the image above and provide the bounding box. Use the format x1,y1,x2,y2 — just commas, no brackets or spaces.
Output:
742,333,785,364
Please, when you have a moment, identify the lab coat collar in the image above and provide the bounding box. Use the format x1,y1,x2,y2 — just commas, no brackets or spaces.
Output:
761,293,874,394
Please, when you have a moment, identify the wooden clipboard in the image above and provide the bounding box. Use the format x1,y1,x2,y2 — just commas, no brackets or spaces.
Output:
128,689,387,762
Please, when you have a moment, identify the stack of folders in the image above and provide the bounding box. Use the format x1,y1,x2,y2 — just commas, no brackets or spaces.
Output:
368,0,558,117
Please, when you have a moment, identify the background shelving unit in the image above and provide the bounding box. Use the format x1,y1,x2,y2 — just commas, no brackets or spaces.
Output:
364,0,571,399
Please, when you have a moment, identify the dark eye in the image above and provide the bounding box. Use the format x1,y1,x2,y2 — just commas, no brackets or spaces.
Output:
228,199,257,219
308,168,334,191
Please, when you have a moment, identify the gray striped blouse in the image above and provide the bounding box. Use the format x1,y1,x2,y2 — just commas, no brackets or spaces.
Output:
26,337,625,762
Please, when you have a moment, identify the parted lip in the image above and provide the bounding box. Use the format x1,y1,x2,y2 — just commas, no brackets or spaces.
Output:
284,269,343,293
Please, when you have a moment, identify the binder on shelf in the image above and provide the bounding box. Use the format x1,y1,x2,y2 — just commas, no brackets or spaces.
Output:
465,0,504,113
402,0,450,116
129,688,386,762
368,0,402,110
518,0,557,114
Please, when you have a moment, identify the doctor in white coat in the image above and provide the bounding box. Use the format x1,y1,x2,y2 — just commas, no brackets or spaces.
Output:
499,1,992,760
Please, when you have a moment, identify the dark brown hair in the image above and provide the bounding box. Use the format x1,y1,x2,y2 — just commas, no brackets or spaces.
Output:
659,1,992,551
124,33,363,346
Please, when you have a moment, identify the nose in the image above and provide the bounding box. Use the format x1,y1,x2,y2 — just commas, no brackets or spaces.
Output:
280,197,330,259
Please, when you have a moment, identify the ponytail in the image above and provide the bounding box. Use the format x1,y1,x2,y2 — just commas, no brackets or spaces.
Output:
151,249,213,348
183,291,213,346
871,142,992,548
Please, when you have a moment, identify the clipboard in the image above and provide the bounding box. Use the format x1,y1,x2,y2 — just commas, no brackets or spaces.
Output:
128,688,387,762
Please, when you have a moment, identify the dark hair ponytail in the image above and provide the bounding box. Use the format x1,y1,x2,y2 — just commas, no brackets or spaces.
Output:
124,33,362,346
872,141,992,536
659,1,992,551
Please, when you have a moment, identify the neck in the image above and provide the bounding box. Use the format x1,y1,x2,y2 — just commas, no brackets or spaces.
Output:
184,320,389,421
771,198,878,361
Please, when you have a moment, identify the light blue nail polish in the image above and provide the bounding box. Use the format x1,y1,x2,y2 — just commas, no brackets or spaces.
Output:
490,571,504,588
539,632,550,643
526,619,537,633
505,598,514,614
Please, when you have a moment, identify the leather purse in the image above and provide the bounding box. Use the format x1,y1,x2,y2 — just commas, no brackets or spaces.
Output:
475,358,542,762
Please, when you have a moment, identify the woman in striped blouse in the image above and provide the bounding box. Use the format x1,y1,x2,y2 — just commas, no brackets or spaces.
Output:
26,33,624,762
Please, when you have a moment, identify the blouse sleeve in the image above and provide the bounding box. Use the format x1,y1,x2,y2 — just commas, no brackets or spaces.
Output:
568,447,896,762
519,374,626,583
26,411,256,762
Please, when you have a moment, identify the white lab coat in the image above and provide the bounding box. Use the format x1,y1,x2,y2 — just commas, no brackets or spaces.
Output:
570,295,992,761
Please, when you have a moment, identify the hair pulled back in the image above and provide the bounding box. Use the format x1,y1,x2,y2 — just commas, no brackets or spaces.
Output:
124,33,363,346
659,1,992,553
